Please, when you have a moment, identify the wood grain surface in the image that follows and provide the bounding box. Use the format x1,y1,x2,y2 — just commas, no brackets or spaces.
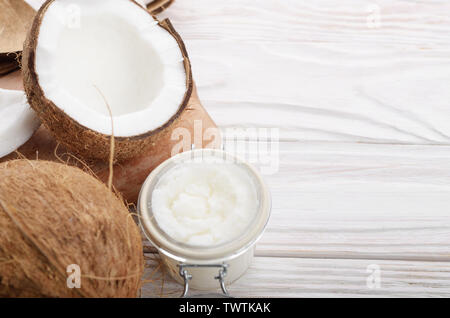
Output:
140,0,450,297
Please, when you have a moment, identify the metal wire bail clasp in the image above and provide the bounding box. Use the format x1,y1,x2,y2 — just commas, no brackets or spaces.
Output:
178,263,230,298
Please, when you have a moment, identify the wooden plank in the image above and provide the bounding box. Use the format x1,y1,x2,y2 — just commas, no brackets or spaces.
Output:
215,141,450,261
142,141,450,261
141,255,450,298
0,72,219,204
160,0,450,144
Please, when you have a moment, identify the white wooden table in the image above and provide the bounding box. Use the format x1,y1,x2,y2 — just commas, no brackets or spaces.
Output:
138,0,450,297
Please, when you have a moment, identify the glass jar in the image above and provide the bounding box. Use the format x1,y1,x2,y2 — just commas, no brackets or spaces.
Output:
138,149,271,297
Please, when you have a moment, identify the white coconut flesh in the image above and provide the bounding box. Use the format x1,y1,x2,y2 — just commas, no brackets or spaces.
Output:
0,88,40,158
34,0,187,137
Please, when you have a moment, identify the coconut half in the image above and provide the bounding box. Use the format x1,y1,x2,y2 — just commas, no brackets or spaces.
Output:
146,0,174,14
23,0,192,162
0,88,40,158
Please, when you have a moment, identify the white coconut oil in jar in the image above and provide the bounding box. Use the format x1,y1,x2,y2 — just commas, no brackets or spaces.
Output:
138,149,271,296
151,160,259,247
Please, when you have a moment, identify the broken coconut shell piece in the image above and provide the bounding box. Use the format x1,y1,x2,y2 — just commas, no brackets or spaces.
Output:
146,0,174,15
23,0,192,162
27,0,174,15
0,0,35,75
0,159,144,297
0,55,20,76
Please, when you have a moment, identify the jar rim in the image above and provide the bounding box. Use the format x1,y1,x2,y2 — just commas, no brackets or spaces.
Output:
138,148,271,262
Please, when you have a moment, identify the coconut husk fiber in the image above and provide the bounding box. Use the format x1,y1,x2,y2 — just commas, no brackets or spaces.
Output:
0,0,35,75
0,53,20,76
0,160,144,297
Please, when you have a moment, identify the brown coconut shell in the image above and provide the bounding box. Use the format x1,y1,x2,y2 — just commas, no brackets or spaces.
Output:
0,0,172,76
0,0,35,76
22,0,193,162
0,160,144,297
147,0,175,15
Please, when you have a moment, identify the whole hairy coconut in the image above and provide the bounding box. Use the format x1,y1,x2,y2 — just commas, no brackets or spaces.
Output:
0,160,144,297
